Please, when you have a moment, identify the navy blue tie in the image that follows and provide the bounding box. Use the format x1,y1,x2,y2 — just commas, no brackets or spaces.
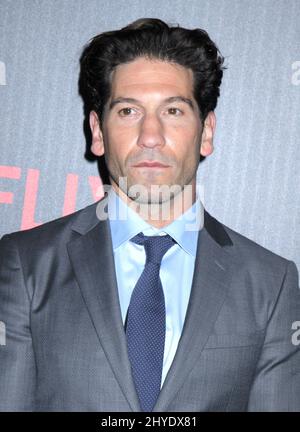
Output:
126,232,175,412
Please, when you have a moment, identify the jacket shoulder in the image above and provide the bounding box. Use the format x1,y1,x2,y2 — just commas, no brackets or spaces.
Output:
205,210,292,273
1,200,100,248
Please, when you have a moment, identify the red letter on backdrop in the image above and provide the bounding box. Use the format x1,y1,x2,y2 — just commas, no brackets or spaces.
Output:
88,176,104,201
63,174,79,216
21,168,42,230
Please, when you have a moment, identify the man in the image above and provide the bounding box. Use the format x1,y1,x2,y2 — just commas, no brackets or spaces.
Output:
0,18,299,412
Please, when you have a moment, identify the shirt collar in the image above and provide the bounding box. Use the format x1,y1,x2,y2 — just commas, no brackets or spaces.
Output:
108,186,204,257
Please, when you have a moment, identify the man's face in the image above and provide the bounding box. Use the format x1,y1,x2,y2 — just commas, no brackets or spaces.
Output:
90,57,215,204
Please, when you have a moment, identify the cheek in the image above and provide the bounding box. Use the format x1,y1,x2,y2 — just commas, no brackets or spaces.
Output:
168,126,201,160
106,126,137,155
104,129,133,164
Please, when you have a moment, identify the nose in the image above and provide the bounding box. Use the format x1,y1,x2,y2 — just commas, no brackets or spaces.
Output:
136,112,165,149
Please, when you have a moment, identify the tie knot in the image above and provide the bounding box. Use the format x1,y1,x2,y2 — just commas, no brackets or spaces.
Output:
131,232,175,265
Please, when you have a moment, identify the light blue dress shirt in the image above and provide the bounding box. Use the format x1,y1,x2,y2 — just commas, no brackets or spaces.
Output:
107,186,204,387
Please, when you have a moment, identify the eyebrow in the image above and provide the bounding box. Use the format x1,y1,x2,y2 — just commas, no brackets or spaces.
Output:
108,96,195,111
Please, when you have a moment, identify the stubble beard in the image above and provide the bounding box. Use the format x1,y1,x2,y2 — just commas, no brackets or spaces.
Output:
111,172,195,224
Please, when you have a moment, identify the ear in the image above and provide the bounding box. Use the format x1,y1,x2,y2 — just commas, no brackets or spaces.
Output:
200,111,216,157
89,111,105,156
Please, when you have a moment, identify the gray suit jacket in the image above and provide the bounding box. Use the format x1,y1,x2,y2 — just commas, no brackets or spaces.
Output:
0,198,299,411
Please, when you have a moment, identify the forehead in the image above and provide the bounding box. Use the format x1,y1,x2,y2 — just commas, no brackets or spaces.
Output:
109,57,194,98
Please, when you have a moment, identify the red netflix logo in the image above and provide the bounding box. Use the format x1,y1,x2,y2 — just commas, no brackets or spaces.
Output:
0,165,104,230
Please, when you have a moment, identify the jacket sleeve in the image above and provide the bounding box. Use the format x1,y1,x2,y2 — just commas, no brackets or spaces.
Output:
0,234,36,411
247,260,300,411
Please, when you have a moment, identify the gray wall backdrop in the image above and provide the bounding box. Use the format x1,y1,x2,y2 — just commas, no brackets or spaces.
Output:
0,0,300,272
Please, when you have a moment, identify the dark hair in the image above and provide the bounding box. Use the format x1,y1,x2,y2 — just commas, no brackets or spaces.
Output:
79,18,225,124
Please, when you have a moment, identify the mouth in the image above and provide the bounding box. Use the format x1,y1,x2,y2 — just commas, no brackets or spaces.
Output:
133,161,170,168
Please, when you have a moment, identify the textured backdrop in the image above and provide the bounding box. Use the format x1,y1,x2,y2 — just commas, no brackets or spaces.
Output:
0,0,299,272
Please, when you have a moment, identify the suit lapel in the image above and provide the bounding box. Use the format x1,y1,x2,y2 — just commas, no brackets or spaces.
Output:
153,210,235,412
67,198,141,412
67,199,234,412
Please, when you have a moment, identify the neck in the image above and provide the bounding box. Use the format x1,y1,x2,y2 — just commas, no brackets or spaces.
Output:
111,181,197,228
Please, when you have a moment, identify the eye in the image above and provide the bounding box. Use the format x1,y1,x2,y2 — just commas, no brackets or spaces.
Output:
167,107,183,116
118,107,136,116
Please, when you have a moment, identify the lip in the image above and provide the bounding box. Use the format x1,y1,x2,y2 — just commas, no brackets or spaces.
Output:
133,161,170,168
